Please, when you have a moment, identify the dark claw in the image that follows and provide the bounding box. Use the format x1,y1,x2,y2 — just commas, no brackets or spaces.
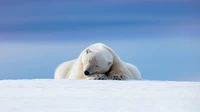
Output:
112,76,123,80
94,76,106,80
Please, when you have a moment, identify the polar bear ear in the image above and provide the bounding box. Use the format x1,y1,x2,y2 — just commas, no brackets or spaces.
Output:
108,60,113,66
86,49,92,54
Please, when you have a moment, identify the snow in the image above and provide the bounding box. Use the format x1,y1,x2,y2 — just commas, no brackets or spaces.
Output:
0,80,200,112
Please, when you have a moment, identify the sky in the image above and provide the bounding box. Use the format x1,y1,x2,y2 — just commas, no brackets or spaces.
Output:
0,0,200,81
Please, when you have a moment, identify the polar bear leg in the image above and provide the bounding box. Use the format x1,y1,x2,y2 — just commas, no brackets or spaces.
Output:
107,67,128,80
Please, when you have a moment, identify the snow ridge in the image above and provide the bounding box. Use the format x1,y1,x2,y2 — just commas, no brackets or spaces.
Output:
0,79,200,112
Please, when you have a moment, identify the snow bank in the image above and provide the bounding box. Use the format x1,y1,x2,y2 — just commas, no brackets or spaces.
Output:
0,80,200,112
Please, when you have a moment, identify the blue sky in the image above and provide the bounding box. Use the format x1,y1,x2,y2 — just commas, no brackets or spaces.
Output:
0,0,199,81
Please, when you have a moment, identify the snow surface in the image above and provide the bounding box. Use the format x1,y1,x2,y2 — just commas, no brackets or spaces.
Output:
0,80,200,112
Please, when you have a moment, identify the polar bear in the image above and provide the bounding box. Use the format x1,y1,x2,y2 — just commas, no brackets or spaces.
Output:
54,44,113,80
54,43,141,80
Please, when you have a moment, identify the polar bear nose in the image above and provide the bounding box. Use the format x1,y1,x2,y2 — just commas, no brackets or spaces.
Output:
84,70,90,76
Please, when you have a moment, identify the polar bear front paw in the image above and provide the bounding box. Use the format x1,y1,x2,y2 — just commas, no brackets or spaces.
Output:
88,74,108,80
112,75,124,80
94,74,108,80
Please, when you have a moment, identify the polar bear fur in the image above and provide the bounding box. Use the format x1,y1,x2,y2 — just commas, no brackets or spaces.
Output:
54,43,141,80
54,43,113,79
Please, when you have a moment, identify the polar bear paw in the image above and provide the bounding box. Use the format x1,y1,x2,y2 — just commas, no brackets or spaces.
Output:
88,74,108,80
112,75,125,80
94,74,108,80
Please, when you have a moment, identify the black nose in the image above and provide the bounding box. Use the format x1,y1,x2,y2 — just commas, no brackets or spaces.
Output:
84,70,90,75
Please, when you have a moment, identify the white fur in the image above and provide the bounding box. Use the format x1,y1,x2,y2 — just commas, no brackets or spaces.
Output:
54,43,141,80
54,43,113,79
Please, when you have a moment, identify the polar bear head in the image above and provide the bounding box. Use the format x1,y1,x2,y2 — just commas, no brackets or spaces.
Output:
81,49,113,76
